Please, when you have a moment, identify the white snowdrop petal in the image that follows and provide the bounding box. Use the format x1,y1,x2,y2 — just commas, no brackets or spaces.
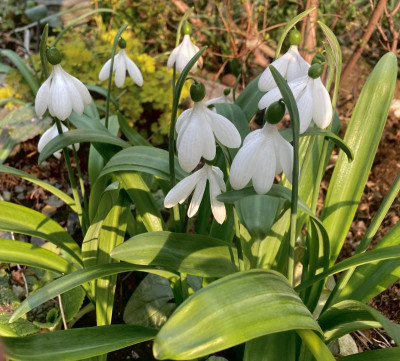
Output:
38,124,58,153
258,55,290,92
53,150,62,159
167,43,182,69
252,143,276,194
187,174,207,218
176,108,192,133
62,72,84,115
312,78,332,129
50,66,72,120
211,166,226,192
164,170,202,207
258,86,283,110
243,129,263,146
177,117,204,172
125,55,143,87
114,56,126,88
297,83,314,134
230,137,263,190
67,73,92,104
208,109,241,148
275,133,294,183
35,76,51,117
286,46,310,81
99,58,112,81
205,95,230,106
208,172,226,224
201,121,216,161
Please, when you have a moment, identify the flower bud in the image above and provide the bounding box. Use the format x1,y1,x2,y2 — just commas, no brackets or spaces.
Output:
311,53,325,65
289,29,302,46
265,100,285,124
223,88,231,96
190,81,206,102
118,37,126,49
183,23,192,35
46,47,62,65
308,63,323,79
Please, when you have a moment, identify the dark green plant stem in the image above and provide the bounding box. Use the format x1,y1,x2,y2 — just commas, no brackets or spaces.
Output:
54,118,84,230
322,171,400,312
67,303,95,329
233,208,244,271
105,25,128,129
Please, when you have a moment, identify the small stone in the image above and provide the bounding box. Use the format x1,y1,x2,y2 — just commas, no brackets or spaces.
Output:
42,204,57,218
14,184,26,193
2,191,11,201
44,195,64,208
31,237,45,246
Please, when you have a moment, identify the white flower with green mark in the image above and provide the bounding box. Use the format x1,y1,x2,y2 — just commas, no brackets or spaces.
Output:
38,123,79,159
164,164,226,224
35,47,92,121
99,38,143,88
258,63,332,134
230,123,294,195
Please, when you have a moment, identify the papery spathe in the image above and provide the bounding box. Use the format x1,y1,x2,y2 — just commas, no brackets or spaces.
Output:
167,35,201,73
164,164,226,224
35,65,92,121
258,45,310,92
38,123,80,159
258,75,332,134
176,101,241,173
99,49,143,88
230,123,294,194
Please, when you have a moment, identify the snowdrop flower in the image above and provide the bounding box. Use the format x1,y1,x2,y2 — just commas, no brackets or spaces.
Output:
176,82,241,172
167,23,201,73
259,29,309,92
205,89,232,106
38,123,79,159
99,38,143,88
230,101,294,195
258,63,332,134
35,47,92,121
164,164,226,224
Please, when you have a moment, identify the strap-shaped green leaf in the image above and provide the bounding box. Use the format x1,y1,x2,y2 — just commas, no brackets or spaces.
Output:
234,75,263,122
38,129,129,163
0,239,76,274
337,348,400,361
321,52,397,265
0,49,39,95
10,263,178,323
319,300,400,344
296,329,335,361
111,231,238,277
118,113,151,146
0,201,82,266
0,165,76,212
2,325,156,361
153,269,321,360
99,146,188,181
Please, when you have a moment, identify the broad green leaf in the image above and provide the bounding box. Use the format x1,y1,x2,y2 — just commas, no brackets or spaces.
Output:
38,129,129,163
337,222,400,303
153,270,321,360
296,245,400,292
0,165,76,213
214,103,249,142
86,84,118,107
0,315,38,337
235,75,263,122
117,171,165,232
0,202,82,266
61,287,85,323
118,113,151,146
0,239,76,274
10,263,178,323
321,52,397,264
111,231,238,277
96,193,130,327
3,324,156,361
0,50,39,95
123,274,175,329
338,348,400,361
319,300,400,344
99,146,188,181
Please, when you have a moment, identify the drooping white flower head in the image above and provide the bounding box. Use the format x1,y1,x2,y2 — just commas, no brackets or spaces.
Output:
258,72,332,134
176,101,241,173
35,64,92,121
168,34,201,73
230,123,294,195
164,164,226,224
38,123,80,159
99,49,143,88
258,45,310,92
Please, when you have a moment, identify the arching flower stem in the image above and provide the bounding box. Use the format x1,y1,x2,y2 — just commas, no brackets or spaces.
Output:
105,25,128,129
